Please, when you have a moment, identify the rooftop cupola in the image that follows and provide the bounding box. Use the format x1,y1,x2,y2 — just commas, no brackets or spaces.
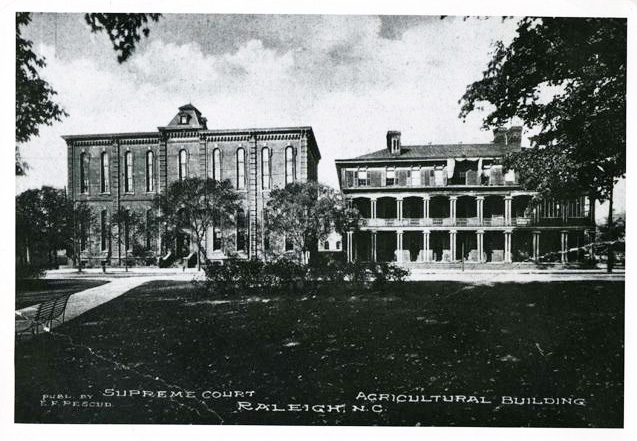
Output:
387,130,401,156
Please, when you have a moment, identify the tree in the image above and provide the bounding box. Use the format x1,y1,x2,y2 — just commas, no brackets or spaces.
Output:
71,202,97,271
16,186,73,266
459,17,626,271
264,182,360,264
155,178,241,270
108,208,148,271
16,12,161,174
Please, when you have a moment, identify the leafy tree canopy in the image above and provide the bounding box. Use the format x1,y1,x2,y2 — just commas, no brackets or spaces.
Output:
15,12,161,175
264,182,360,262
459,17,626,202
155,178,241,267
16,186,73,260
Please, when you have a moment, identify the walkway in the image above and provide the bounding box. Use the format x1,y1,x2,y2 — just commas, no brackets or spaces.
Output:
16,272,199,335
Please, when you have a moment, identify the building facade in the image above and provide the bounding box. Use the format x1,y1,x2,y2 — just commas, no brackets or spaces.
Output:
335,128,595,265
64,104,320,265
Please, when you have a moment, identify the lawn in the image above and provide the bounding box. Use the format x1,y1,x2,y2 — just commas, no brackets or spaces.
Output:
15,280,624,427
15,279,109,309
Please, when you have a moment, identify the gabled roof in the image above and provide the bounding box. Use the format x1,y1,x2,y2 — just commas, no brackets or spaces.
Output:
337,142,521,162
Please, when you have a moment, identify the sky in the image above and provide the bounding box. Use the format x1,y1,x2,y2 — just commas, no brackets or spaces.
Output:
15,12,625,219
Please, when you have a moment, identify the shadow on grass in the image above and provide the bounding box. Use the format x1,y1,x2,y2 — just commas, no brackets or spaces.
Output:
15,280,624,427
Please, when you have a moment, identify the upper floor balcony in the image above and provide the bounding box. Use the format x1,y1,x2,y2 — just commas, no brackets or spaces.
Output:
351,194,594,229
340,164,518,190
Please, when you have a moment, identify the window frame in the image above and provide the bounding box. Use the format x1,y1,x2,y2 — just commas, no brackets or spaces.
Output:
100,152,110,193
262,147,271,190
285,146,295,185
146,150,155,192
236,147,246,189
124,151,134,193
178,149,188,181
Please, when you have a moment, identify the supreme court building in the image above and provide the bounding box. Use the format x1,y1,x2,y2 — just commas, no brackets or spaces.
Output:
64,104,320,266
335,128,595,264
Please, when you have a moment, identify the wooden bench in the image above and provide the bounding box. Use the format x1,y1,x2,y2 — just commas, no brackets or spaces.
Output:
15,293,72,338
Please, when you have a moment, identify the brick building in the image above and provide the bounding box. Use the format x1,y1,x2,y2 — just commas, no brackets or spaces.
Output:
335,128,596,265
64,104,320,265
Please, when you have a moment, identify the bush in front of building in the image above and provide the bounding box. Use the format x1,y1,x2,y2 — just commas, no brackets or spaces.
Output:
202,256,410,297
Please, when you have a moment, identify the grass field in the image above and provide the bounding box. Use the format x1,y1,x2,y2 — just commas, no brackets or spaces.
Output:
15,279,109,309
14,280,623,427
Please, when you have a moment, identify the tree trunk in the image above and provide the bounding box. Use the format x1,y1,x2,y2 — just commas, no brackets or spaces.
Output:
607,186,614,273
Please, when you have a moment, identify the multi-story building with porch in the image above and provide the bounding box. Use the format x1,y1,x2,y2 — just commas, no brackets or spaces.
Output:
64,104,320,266
335,128,595,265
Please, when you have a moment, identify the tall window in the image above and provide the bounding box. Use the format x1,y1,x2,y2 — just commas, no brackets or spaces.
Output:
124,151,133,192
212,148,221,181
146,209,153,249
146,151,154,192
236,209,247,252
100,152,110,193
80,218,88,251
262,147,270,189
80,153,89,193
179,149,188,181
386,168,395,186
236,148,245,189
100,210,109,251
357,169,368,187
285,146,295,185
124,209,131,251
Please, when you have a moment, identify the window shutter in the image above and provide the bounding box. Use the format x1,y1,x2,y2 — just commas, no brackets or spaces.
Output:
369,169,382,187
397,170,408,186
345,170,354,188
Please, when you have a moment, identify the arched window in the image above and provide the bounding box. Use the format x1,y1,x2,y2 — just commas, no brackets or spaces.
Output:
146,209,153,249
124,151,133,192
179,149,188,181
100,152,110,193
285,146,295,185
236,148,245,189
236,209,247,252
146,151,154,192
262,147,270,189
80,152,89,193
124,209,131,251
211,148,221,181
100,210,109,251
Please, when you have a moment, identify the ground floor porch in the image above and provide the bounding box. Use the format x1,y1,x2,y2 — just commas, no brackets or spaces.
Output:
344,228,593,264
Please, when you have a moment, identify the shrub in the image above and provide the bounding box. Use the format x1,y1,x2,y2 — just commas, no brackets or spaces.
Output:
203,257,410,297
16,264,45,281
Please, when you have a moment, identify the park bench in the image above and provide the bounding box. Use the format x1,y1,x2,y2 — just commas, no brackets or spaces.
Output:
15,293,72,338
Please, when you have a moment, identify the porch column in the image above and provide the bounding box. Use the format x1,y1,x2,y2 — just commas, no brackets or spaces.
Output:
476,230,484,263
561,230,569,263
504,230,512,263
532,231,541,260
371,198,377,219
505,196,512,225
347,231,353,263
449,230,457,262
397,198,403,221
422,230,430,262
449,196,457,224
371,231,377,262
396,230,403,251
423,195,430,220
476,196,484,225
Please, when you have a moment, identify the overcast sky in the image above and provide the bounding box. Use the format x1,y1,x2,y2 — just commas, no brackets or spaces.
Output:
15,13,624,218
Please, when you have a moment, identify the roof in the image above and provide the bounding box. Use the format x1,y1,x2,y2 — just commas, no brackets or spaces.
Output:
337,142,521,162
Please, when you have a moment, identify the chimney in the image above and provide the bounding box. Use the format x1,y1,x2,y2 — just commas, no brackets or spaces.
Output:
387,130,401,156
493,127,508,144
493,126,522,146
507,126,522,146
